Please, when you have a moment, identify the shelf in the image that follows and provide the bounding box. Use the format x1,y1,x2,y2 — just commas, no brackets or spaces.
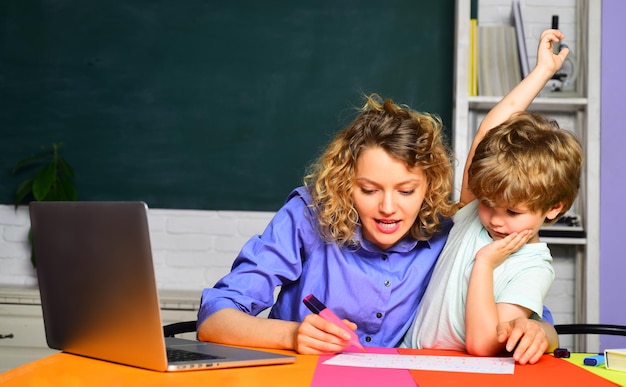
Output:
541,237,587,246
468,96,588,112
0,286,200,310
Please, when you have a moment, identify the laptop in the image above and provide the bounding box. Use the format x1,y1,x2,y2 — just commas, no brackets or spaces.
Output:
28,201,296,372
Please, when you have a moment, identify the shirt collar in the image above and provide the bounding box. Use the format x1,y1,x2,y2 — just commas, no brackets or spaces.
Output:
354,226,431,253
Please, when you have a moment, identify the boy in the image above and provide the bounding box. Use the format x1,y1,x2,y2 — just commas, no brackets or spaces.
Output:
401,29,582,359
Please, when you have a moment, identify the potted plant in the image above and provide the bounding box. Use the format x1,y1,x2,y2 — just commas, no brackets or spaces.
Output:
12,142,77,266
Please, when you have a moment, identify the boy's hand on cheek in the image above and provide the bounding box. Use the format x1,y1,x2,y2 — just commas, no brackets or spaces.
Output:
476,230,532,268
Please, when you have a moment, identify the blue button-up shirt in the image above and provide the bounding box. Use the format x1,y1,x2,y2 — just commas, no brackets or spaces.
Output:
199,187,451,347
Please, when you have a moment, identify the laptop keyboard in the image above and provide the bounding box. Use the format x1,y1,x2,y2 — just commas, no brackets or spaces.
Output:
167,348,225,362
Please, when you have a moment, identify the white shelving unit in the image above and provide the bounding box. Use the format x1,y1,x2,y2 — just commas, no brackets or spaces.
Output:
452,0,601,351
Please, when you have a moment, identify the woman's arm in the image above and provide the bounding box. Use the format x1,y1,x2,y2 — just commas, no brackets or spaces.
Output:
460,29,569,205
198,308,360,354
195,189,364,354
198,308,299,349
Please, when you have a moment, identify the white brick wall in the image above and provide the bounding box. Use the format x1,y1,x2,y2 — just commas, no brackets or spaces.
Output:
0,204,274,291
548,246,577,350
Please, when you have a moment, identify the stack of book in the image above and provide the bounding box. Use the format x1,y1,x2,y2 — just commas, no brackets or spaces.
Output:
468,18,478,96
605,348,626,372
469,0,529,97
477,25,521,97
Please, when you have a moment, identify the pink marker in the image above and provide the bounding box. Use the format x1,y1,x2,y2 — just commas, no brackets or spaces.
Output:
303,294,365,352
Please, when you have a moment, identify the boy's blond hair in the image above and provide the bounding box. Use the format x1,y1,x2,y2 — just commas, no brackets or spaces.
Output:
468,111,583,222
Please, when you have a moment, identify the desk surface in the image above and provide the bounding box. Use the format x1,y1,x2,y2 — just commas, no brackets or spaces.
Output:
0,348,623,387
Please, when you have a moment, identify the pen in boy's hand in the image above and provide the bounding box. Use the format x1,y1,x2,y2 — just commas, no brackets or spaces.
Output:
302,294,366,352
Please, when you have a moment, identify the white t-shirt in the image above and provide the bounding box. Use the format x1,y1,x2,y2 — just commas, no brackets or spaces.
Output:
400,200,554,350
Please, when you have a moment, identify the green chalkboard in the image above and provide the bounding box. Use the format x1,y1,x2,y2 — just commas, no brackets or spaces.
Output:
0,0,454,211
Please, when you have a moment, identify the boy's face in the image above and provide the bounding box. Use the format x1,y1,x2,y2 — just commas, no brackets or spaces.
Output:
477,199,563,243
352,147,427,250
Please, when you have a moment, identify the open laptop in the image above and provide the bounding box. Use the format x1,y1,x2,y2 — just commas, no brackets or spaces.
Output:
29,201,295,372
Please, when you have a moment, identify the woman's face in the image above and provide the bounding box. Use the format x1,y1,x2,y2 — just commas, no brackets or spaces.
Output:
352,147,427,250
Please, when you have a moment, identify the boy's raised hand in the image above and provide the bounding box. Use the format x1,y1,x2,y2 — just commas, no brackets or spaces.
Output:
536,29,569,75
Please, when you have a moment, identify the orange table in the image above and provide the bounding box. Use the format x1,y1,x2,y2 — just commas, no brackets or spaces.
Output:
0,348,621,387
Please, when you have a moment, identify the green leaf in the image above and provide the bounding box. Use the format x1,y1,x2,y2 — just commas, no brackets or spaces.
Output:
12,154,47,173
14,178,34,207
51,177,78,201
57,157,75,180
32,164,56,201
11,142,76,269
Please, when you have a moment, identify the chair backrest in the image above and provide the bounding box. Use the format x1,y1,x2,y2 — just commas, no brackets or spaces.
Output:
554,324,626,337
163,320,197,337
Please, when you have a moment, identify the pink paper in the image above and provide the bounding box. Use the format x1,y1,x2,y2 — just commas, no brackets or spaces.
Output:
311,347,417,387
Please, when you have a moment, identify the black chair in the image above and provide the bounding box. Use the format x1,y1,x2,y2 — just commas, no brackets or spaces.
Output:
163,321,626,345
554,324,626,337
554,323,626,352
163,320,197,337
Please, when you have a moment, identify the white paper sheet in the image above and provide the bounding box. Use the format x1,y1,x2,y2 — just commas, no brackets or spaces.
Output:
323,353,515,374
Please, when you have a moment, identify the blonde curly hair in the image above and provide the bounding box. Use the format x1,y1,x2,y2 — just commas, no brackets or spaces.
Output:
303,94,456,246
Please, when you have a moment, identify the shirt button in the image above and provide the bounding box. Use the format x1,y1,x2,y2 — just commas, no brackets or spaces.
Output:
365,336,372,343
384,280,391,287
382,254,388,260
376,312,383,319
